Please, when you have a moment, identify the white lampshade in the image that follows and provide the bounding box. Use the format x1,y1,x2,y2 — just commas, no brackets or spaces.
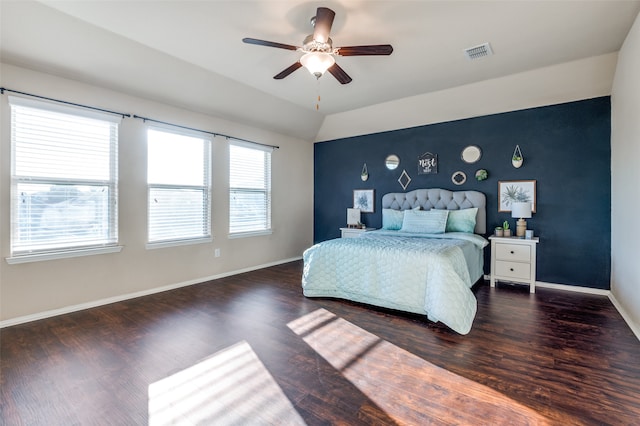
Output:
347,208,361,225
300,52,335,78
511,202,532,219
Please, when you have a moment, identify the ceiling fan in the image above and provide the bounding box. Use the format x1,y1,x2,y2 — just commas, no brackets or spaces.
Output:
242,7,393,84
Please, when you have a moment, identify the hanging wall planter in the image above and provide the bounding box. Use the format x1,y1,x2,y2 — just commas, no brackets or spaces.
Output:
512,145,523,168
361,163,369,181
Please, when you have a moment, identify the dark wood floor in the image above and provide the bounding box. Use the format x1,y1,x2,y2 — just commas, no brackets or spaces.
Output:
2,260,639,425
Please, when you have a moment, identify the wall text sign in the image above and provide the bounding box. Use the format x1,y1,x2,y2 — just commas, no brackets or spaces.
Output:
418,152,438,175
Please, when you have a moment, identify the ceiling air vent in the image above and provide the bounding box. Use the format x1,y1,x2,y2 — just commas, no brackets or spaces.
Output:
464,42,493,60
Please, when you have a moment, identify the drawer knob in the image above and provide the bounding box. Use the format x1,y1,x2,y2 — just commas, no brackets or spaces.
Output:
510,268,514,271
510,250,515,254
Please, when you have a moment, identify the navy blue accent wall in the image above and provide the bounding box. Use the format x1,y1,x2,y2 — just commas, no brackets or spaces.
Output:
314,97,611,289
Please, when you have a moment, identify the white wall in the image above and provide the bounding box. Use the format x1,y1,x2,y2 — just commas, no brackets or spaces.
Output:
0,63,314,324
317,53,618,142
611,12,640,334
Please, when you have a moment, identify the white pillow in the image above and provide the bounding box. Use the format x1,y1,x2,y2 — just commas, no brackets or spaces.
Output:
446,208,478,233
400,209,449,234
382,209,404,230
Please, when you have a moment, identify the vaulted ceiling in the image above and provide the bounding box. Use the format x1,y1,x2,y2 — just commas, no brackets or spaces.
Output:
2,1,639,141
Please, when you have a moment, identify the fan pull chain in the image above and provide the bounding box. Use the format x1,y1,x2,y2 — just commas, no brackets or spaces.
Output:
315,79,321,111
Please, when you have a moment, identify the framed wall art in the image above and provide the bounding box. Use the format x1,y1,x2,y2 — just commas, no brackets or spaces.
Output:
498,180,536,212
353,189,375,213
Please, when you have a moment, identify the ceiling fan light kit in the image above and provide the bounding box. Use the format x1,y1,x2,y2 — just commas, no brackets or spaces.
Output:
300,52,335,78
243,7,393,84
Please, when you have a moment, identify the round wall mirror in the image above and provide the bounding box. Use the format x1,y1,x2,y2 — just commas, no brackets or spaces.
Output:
461,145,482,164
385,154,400,170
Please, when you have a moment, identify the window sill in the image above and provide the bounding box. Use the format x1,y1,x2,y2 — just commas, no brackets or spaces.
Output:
146,237,213,250
228,230,272,239
6,246,123,264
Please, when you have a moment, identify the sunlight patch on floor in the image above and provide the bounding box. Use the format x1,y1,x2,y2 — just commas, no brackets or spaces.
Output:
288,308,552,425
148,340,305,425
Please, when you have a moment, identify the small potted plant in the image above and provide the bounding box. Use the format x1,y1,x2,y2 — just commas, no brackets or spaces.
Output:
502,220,511,237
494,226,504,237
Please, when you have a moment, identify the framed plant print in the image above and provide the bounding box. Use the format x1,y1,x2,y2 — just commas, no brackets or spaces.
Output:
498,180,536,212
353,189,375,213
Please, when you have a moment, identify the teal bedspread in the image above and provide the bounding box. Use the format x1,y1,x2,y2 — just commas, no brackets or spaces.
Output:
302,231,488,334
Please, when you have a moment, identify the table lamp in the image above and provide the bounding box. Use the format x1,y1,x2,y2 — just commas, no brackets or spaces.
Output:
511,202,532,237
347,208,361,228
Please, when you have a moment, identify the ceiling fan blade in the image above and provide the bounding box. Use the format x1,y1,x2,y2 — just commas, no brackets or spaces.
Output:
336,45,394,56
313,7,335,43
327,63,352,85
242,38,298,51
274,62,303,79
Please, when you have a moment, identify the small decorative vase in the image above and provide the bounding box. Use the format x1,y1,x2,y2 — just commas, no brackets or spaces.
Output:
495,229,504,237
503,229,512,237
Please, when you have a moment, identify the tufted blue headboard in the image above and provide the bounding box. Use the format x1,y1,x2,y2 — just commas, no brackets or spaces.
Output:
381,188,486,234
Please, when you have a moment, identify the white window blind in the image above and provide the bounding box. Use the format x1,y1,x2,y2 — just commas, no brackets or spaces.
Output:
147,127,211,245
229,140,272,235
9,96,120,256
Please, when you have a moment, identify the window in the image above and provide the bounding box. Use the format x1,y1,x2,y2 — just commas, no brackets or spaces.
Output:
229,140,272,236
8,96,120,261
147,127,211,246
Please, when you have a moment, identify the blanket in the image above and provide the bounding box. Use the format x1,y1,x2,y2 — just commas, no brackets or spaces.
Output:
302,232,487,334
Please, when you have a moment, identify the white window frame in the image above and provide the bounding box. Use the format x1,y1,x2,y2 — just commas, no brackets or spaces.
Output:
146,126,212,249
6,96,121,264
229,139,273,238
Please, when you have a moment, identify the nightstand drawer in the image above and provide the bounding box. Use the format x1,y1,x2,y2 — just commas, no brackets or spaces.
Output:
495,261,531,280
340,227,375,238
341,229,363,238
495,243,531,262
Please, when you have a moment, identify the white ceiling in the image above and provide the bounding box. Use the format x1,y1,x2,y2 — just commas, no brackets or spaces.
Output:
1,1,639,141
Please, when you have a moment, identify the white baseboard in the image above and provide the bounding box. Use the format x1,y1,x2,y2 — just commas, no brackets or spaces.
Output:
0,257,302,329
483,275,610,295
608,293,640,342
535,281,611,296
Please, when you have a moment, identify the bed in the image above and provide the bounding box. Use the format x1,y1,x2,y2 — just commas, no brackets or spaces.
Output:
302,188,488,334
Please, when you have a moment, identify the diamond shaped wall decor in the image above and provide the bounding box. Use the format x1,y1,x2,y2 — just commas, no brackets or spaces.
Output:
398,169,411,190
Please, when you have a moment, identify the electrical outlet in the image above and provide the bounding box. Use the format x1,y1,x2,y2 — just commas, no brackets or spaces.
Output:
214,248,221,258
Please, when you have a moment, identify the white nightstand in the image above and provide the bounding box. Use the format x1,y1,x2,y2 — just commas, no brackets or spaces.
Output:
340,227,375,238
489,236,539,293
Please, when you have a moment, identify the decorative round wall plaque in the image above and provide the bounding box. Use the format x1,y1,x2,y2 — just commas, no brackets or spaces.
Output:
451,171,467,185
475,169,488,181
461,145,482,164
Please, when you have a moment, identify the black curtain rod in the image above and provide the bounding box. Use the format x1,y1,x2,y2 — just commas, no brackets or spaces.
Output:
133,115,279,150
0,87,279,150
0,87,131,119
